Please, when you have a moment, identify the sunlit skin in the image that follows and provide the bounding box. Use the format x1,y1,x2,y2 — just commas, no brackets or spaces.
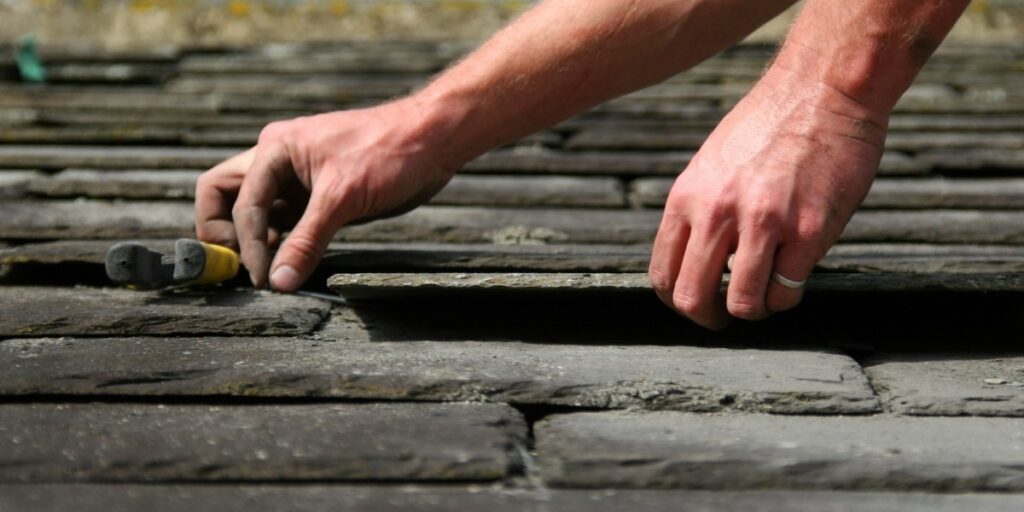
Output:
196,0,971,329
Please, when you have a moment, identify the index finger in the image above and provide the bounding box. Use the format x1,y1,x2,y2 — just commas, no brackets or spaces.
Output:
195,148,256,250
232,142,295,288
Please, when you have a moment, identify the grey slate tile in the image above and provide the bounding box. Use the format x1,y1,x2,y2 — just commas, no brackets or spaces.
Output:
25,172,625,207
0,337,880,414
0,146,242,170
463,148,694,175
0,171,45,198
0,403,525,483
3,486,1023,512
630,177,1024,209
0,287,329,337
864,353,1024,416
27,170,200,199
10,240,1024,275
327,272,1024,298
535,412,1024,491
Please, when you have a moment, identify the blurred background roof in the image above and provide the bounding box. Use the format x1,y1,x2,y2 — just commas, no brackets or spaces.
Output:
1,0,1023,51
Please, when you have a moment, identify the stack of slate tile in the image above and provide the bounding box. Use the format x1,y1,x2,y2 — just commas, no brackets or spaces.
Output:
1,41,1024,510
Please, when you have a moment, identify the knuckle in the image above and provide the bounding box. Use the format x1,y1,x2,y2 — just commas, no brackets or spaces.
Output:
672,290,704,318
284,232,326,261
727,297,764,320
258,121,291,144
746,200,784,231
647,266,674,294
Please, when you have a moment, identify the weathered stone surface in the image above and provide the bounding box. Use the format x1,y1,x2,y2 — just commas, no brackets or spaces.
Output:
431,175,626,208
44,63,174,83
0,200,195,238
0,126,182,144
887,115,1024,132
7,240,1024,275
818,243,1024,273
536,412,1024,491
27,170,199,199
4,486,1023,512
884,132,1024,151
863,179,1024,208
922,149,1024,171
463,148,693,175
0,171,44,198
864,353,1024,416
0,403,525,483
4,201,1024,245
328,272,1024,298
631,177,1024,209
168,74,419,99
843,210,1024,244
0,287,329,337
0,146,241,170
0,89,218,112
334,207,663,244
0,337,879,414
566,129,708,151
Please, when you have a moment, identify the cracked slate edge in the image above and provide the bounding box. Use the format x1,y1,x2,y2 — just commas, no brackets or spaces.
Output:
2,486,1024,512
0,402,526,483
7,241,1024,275
535,411,1024,491
0,338,880,415
863,352,1024,416
328,272,1024,299
0,287,330,337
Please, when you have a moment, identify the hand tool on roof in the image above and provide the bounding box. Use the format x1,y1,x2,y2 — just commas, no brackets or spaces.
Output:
106,239,239,290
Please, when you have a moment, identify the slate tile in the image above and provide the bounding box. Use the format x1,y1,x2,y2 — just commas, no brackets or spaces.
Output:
0,146,241,170
27,170,200,199
463,148,693,175
0,171,44,198
0,337,879,414
0,126,183,144
864,353,1024,416
327,272,1024,298
3,201,1024,245
0,403,525,483
25,172,625,207
535,412,1024,491
3,486,1023,512
431,175,627,208
0,287,329,337
631,177,1024,209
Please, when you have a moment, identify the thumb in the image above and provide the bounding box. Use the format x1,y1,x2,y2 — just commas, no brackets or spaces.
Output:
268,192,347,292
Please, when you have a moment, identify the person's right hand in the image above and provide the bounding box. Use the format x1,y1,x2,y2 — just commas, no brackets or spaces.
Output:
195,98,459,291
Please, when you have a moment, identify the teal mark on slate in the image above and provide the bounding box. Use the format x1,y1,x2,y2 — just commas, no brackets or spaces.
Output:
15,34,47,83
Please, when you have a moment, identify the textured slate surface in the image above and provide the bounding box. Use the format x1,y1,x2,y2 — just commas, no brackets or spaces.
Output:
0,287,329,337
631,177,1024,209
7,240,1024,274
328,272,1024,299
0,337,879,414
536,412,1024,491
864,353,1024,416
3,486,1024,512
0,146,241,169
25,171,625,207
0,403,525,483
5,201,1024,244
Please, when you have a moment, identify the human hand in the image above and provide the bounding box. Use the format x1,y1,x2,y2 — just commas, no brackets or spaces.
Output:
649,66,888,329
195,98,458,291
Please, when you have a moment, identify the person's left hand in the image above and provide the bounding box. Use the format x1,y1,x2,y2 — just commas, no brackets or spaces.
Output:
649,65,888,329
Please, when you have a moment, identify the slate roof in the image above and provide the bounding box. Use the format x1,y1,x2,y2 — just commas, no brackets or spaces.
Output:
2,41,1024,510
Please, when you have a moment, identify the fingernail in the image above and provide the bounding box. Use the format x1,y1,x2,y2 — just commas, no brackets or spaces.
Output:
270,265,301,292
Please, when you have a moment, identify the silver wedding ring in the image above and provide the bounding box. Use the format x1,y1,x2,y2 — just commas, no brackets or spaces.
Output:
771,272,807,289
726,254,807,289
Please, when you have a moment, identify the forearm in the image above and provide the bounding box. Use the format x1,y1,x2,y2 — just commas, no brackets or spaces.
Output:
771,0,971,115
411,0,795,167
